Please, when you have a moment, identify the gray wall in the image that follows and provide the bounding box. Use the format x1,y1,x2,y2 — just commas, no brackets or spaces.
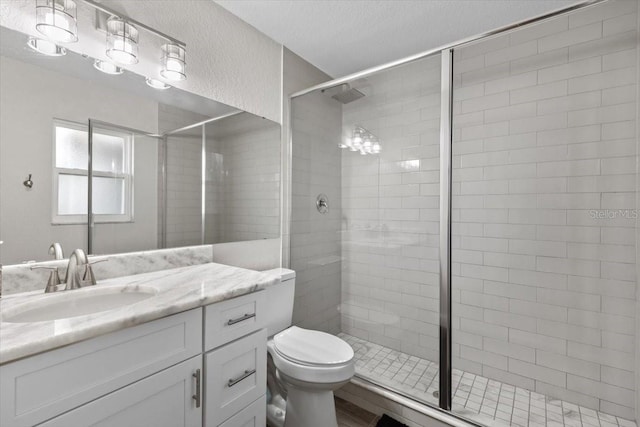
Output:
285,48,343,333
0,56,158,264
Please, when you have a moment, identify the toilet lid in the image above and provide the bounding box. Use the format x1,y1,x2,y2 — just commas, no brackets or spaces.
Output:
273,326,354,366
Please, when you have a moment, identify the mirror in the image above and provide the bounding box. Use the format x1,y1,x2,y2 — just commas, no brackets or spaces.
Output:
0,25,281,265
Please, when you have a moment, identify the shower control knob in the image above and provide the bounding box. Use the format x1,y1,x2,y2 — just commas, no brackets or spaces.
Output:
316,194,329,214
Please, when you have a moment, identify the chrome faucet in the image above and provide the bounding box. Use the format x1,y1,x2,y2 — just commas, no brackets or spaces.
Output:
48,242,64,260
64,248,89,290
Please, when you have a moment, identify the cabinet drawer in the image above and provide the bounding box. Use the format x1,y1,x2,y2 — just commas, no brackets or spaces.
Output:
204,291,265,351
39,355,203,427
205,329,267,427
1,308,202,427
218,395,266,427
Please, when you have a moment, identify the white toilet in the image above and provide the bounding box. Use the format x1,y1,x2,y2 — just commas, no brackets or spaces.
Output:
263,269,355,427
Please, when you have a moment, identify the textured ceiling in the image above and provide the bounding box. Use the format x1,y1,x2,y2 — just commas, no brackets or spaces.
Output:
215,0,576,77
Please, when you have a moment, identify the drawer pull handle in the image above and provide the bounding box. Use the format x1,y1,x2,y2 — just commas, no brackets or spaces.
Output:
228,369,256,387
227,313,256,326
192,369,201,408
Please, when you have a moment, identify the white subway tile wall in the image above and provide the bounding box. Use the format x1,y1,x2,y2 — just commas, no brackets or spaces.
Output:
212,115,281,242
162,106,281,248
340,56,443,361
452,1,637,419
290,92,343,333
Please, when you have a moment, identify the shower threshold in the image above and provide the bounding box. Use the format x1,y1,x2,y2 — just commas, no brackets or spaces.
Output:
339,334,636,427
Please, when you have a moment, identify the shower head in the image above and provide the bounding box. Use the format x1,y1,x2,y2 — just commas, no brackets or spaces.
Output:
322,83,365,104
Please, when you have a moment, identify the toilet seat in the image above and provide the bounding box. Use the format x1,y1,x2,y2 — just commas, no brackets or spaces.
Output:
269,326,355,384
274,326,354,366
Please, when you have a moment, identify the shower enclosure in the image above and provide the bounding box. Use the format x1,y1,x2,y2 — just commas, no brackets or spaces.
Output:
288,1,639,426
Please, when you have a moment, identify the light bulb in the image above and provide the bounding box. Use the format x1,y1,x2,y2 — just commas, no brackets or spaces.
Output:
94,59,123,75
372,142,381,154
27,37,66,56
36,0,77,43
161,44,186,81
146,78,171,90
106,18,139,65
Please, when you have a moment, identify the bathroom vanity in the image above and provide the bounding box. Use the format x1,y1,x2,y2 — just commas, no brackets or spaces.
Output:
0,263,278,427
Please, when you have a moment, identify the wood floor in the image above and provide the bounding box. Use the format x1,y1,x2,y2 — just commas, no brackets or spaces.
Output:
336,397,380,427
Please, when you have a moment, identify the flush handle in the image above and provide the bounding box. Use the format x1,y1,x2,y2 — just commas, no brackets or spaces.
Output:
192,369,201,408
226,312,255,326
228,369,256,387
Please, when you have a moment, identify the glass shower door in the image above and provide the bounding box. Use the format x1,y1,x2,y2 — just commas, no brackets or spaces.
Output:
450,2,638,425
290,52,445,408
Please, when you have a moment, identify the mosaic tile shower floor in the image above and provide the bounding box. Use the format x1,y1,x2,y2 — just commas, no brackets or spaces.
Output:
340,334,636,427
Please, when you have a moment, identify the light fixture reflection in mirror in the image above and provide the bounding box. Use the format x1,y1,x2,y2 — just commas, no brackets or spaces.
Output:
145,78,171,90
93,59,123,75
160,44,186,81
27,37,66,56
106,18,139,65
340,126,381,155
35,0,78,43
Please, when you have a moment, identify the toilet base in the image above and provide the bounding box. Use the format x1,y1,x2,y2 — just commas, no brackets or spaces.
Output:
283,384,338,427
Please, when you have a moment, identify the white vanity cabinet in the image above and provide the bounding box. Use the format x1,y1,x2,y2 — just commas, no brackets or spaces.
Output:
0,290,268,427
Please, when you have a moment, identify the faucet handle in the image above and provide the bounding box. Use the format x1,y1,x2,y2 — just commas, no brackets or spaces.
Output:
30,266,61,293
81,259,107,286
81,265,96,287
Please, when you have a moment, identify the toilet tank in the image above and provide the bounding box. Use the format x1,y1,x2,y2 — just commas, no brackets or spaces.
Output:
262,268,296,336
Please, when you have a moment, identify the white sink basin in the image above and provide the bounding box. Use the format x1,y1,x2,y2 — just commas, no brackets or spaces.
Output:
2,286,157,323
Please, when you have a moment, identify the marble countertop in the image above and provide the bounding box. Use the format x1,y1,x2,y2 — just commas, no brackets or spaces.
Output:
0,262,280,364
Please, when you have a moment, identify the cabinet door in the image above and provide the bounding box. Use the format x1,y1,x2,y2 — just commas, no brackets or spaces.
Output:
2,308,202,427
205,329,267,426
39,356,203,427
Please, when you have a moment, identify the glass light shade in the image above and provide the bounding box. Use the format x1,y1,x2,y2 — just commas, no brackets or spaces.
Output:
27,37,66,56
145,78,170,90
94,59,123,75
372,142,381,153
106,18,139,65
36,0,78,43
161,44,186,81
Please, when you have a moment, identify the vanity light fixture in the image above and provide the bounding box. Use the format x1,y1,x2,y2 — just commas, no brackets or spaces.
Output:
35,0,78,43
145,77,170,90
27,37,67,56
31,0,188,80
106,17,139,65
93,59,123,75
160,44,186,81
